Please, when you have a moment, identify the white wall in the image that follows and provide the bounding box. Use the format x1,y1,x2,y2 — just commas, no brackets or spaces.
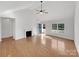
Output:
1,17,14,38
41,18,74,40
74,2,79,54
39,2,75,40
0,8,40,40
13,9,39,40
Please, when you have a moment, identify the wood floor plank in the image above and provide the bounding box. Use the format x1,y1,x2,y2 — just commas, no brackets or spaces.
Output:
0,34,78,57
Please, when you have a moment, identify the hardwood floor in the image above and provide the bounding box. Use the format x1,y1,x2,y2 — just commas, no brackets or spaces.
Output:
0,34,78,57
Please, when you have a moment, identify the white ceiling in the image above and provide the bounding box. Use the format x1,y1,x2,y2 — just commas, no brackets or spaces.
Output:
0,1,76,21
0,1,40,15
0,1,76,14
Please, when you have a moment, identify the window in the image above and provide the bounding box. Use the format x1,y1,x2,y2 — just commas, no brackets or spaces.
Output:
58,24,64,30
52,24,57,30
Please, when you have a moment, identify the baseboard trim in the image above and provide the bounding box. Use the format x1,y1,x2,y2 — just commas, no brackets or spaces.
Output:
15,35,35,40
2,36,13,39
47,35,74,40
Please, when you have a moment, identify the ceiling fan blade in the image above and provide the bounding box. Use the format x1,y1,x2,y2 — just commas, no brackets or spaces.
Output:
44,12,48,14
42,11,48,14
36,10,40,11
36,12,40,14
42,10,45,11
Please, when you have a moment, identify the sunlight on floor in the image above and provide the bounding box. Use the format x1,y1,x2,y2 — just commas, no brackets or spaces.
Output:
40,34,65,51
40,33,46,46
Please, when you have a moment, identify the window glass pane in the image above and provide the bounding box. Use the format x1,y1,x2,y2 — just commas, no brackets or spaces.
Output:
58,24,64,30
52,24,57,30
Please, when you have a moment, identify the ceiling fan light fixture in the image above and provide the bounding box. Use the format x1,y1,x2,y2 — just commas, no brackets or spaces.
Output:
35,1,48,15
40,12,43,14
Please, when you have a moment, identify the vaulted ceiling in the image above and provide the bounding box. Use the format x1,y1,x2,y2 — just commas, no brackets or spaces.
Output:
0,1,75,13
0,1,76,21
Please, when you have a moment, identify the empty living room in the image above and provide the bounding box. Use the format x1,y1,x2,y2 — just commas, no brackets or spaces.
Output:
0,0,79,58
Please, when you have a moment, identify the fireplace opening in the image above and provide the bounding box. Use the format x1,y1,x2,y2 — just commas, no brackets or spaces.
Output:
26,31,32,37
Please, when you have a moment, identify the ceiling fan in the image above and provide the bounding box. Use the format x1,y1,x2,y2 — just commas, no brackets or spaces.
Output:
36,1,48,14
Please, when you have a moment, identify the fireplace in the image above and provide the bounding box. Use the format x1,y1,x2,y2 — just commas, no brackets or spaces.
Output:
26,31,32,37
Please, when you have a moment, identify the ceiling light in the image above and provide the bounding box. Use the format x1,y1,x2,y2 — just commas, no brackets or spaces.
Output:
36,1,48,15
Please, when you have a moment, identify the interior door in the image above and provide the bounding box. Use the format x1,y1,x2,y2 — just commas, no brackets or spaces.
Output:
38,24,42,33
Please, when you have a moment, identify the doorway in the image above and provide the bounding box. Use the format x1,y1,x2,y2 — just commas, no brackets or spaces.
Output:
38,24,46,34
1,17,15,40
